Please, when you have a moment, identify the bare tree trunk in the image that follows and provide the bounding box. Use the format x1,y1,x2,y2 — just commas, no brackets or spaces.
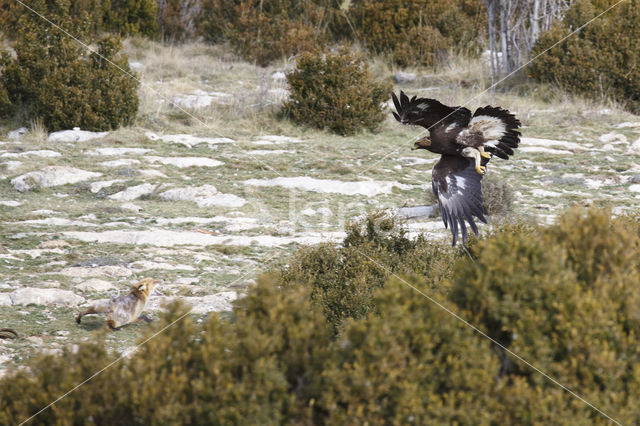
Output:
531,0,541,40
486,0,497,82
499,0,509,74
486,0,571,79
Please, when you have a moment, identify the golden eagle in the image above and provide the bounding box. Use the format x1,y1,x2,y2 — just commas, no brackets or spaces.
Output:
392,91,521,245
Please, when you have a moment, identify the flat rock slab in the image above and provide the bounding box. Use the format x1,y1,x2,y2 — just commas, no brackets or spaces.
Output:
145,131,234,148
1,150,61,158
397,205,438,219
196,193,246,208
628,138,640,155
100,159,141,168
75,279,116,292
159,184,218,201
109,183,157,201
519,146,572,155
74,256,125,267
47,128,108,143
59,265,133,277
87,147,152,156
244,176,411,197
147,292,238,314
11,288,85,307
252,135,303,145
11,166,102,192
64,229,346,247
0,293,12,306
159,185,246,208
147,156,224,168
520,137,584,151
131,260,196,271
90,179,125,193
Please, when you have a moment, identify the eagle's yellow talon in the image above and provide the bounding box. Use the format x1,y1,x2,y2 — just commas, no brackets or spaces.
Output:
481,151,492,159
476,165,486,175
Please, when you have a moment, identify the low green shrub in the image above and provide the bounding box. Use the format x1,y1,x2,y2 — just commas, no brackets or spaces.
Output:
282,47,392,135
279,211,458,333
0,0,139,131
482,173,515,216
529,0,640,113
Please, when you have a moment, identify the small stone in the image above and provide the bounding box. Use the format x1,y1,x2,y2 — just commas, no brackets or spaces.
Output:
394,71,417,84
627,138,640,155
8,127,28,140
128,61,143,71
26,336,44,345
271,71,286,81
317,207,333,216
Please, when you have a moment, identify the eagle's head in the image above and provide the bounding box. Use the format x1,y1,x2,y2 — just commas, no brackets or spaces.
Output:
412,136,431,151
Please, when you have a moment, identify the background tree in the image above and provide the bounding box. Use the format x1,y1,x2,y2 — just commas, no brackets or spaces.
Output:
484,0,570,80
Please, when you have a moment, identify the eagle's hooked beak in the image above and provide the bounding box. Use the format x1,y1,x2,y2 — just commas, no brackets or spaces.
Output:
412,137,431,151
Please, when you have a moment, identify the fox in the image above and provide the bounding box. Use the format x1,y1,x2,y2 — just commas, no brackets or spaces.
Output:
75,278,160,330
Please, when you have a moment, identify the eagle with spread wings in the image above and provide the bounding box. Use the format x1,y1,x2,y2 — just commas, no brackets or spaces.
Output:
392,91,521,245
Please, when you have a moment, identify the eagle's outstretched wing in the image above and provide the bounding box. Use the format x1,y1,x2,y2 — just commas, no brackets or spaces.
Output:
432,155,488,245
457,106,521,160
392,91,471,130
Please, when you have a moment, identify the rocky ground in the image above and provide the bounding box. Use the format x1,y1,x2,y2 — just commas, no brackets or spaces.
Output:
1,40,639,372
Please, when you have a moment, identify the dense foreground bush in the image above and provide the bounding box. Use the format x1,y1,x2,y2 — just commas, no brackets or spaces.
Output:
282,48,392,135
1,209,639,424
0,0,139,131
529,0,640,113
